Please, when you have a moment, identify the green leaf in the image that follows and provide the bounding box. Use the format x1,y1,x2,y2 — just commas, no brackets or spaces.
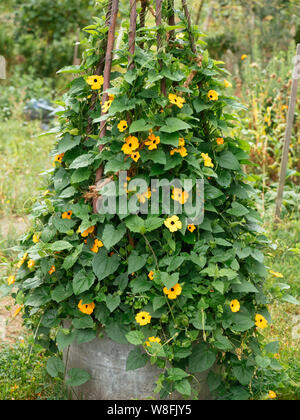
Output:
105,321,130,344
160,118,191,133
188,343,216,373
51,283,73,303
167,367,189,381
217,151,240,170
161,272,179,289
144,216,164,232
102,224,126,250
76,329,97,345
129,119,154,133
62,245,83,271
125,215,145,233
66,368,91,387
281,294,300,305
58,134,81,154
71,167,91,183
49,241,73,252
153,296,166,312
126,348,148,371
46,357,65,378
72,316,94,329
69,154,94,169
255,355,271,369
232,365,254,386
174,379,191,396
92,249,120,281
105,294,121,313
128,251,148,274
265,341,279,354
226,202,249,217
73,269,95,295
125,330,145,345
231,313,255,332
56,330,76,351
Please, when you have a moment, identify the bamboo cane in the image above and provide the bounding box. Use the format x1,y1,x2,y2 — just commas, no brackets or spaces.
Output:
274,44,300,222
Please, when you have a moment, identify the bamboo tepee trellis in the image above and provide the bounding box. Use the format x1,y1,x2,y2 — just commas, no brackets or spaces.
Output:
87,0,199,211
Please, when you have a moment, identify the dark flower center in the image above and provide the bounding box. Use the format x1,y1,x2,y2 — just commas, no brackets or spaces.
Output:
94,79,98,83
171,221,175,225
171,288,174,292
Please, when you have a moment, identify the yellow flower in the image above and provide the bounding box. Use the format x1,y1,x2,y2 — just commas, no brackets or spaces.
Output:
172,188,189,205
86,75,104,90
230,299,240,313
148,271,154,281
241,54,248,61
201,153,214,168
135,311,151,326
145,336,161,347
54,153,64,164
48,265,56,275
109,94,115,102
145,133,160,150
268,390,277,399
17,253,28,268
118,120,128,133
80,225,95,237
78,300,95,315
178,137,185,147
208,90,219,101
171,147,188,158
255,314,268,329
216,137,224,145
62,211,72,220
32,233,40,244
137,188,151,203
102,99,113,113
269,270,284,278
131,151,141,162
13,306,22,317
7,275,16,285
224,79,232,88
168,93,186,109
121,136,139,155
164,215,182,233
27,259,35,269
187,224,196,233
163,283,182,300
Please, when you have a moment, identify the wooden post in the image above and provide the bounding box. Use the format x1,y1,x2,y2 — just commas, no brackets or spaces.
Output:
275,44,300,222
93,0,119,213
128,0,137,70
0,55,6,79
181,0,197,54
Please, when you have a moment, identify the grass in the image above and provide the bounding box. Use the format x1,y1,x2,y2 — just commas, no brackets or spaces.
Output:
0,113,299,399
262,219,300,400
0,337,66,400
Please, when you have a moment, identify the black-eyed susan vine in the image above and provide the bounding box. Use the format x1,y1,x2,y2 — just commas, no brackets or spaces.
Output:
5,0,291,400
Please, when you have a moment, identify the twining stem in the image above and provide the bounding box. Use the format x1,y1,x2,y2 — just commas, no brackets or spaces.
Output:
181,0,197,54
128,0,137,70
86,0,113,135
155,0,166,96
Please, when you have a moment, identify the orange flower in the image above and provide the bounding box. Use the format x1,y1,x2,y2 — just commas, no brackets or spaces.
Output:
187,224,196,233
148,271,154,281
48,265,56,275
131,151,141,162
90,239,104,253
268,390,277,399
255,314,268,329
121,136,139,155
207,90,219,101
62,211,72,220
78,300,95,315
54,153,65,164
145,133,160,150
145,336,161,347
80,225,95,237
216,137,224,145
27,259,35,269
